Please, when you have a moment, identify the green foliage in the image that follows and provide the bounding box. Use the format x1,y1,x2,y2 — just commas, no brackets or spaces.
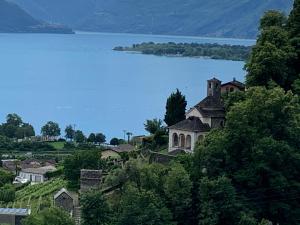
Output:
144,118,164,135
74,130,86,143
116,184,173,225
260,10,287,30
87,133,96,143
0,184,15,203
81,191,112,225
22,207,75,225
41,121,61,137
222,91,246,112
164,89,187,126
0,138,55,152
0,114,35,139
115,42,252,61
64,125,75,141
95,133,106,144
63,150,105,189
110,137,120,146
164,163,192,225
45,166,63,179
198,176,238,225
246,5,300,92
0,169,14,187
194,87,300,224
287,0,300,37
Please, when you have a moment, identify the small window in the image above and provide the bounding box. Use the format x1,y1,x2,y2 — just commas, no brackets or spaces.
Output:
230,87,234,92
220,121,224,127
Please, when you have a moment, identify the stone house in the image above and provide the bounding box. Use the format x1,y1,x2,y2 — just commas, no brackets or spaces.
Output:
54,188,75,216
19,165,57,183
168,78,226,153
80,169,102,193
221,78,245,93
0,208,30,225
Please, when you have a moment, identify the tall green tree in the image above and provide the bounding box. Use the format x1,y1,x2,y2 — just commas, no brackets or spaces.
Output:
194,87,300,225
245,10,296,89
87,133,96,143
15,123,35,139
164,163,192,225
116,185,173,225
164,89,187,126
6,113,22,127
41,121,61,137
95,133,106,144
287,0,300,92
74,130,86,143
287,0,300,37
110,137,120,146
81,191,112,225
65,125,75,141
198,176,238,225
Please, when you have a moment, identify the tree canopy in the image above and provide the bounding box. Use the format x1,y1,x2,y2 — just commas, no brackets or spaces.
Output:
41,121,61,137
22,207,75,225
164,89,187,126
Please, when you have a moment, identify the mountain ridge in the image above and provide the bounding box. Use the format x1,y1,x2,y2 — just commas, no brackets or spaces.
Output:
0,0,73,34
9,0,293,38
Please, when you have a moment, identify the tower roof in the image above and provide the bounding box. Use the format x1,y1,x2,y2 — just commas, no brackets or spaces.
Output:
207,77,221,82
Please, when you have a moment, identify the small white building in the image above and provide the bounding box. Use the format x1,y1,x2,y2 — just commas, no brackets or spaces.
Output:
19,165,57,183
168,78,226,153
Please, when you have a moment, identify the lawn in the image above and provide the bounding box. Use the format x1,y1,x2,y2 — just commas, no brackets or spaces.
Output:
48,141,65,150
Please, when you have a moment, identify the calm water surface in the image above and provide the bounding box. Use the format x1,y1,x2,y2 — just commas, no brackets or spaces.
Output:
0,32,255,140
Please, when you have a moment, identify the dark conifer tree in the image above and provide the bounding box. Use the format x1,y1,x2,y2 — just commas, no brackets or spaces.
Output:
164,89,187,126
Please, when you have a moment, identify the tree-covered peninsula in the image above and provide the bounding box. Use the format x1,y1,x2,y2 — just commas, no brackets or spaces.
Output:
114,42,252,61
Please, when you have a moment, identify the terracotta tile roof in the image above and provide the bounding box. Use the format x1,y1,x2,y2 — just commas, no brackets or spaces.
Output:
221,79,245,90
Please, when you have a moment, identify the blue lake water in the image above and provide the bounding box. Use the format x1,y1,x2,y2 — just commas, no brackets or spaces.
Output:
0,32,255,140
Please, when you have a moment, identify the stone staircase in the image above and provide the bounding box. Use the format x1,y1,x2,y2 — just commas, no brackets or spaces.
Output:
74,206,82,225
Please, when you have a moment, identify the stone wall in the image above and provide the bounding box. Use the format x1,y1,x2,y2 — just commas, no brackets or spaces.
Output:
80,169,102,193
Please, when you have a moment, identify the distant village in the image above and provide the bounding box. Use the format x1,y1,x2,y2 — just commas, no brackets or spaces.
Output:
0,77,245,225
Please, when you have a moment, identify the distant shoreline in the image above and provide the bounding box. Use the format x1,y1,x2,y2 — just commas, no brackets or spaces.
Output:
114,42,252,61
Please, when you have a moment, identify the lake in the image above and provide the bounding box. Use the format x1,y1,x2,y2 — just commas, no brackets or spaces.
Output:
0,32,255,140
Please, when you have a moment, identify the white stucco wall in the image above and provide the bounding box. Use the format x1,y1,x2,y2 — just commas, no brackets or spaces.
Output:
19,172,45,183
168,129,207,153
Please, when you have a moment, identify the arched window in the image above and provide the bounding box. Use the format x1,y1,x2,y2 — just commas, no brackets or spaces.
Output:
186,135,192,149
230,87,234,92
179,134,185,148
172,133,179,147
198,135,204,142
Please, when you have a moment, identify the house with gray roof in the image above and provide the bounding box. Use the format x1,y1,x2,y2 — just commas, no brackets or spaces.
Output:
221,78,246,93
168,78,226,153
19,165,57,183
54,188,75,216
0,208,30,225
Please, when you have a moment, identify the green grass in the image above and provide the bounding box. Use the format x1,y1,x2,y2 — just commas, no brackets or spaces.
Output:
49,141,65,150
0,178,67,214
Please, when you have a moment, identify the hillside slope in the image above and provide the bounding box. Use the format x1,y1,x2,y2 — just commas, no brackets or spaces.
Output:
10,0,293,38
0,0,73,33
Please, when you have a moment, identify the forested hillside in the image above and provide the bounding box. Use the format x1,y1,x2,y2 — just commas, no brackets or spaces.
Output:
10,0,293,38
0,0,73,33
